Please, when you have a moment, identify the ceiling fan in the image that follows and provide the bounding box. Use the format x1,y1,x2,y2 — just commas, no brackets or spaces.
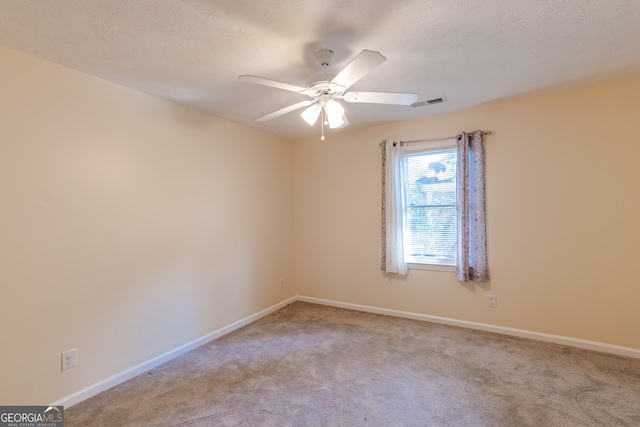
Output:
238,49,418,140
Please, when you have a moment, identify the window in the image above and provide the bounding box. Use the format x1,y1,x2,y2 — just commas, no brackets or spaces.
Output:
404,140,457,268
382,131,488,280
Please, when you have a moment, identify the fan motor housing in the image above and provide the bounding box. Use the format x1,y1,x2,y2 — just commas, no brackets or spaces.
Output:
306,73,340,94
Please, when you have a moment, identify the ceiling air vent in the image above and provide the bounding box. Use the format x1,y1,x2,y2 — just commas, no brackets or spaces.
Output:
411,96,447,108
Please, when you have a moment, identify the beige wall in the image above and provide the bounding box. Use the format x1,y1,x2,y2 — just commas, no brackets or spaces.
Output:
0,45,296,405
294,76,640,350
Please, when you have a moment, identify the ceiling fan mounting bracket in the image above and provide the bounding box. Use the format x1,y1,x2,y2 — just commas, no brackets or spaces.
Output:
314,49,335,67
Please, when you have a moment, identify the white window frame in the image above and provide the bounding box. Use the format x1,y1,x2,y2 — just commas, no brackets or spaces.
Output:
403,138,458,272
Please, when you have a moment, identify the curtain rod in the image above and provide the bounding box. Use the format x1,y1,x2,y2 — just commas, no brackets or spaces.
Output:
379,131,493,147
401,130,494,145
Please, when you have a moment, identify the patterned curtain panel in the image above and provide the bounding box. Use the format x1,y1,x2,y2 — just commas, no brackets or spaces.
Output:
456,131,490,282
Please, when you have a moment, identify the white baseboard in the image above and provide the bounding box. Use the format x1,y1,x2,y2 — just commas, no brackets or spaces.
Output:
52,296,297,408
296,295,640,360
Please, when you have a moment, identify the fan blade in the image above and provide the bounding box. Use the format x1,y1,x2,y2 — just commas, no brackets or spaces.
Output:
330,50,386,91
238,75,306,93
256,100,315,122
342,91,418,105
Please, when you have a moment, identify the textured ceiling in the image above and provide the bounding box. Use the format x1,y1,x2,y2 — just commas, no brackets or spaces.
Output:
1,0,639,140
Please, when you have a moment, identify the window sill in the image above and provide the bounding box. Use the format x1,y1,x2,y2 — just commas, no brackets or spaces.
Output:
407,262,455,273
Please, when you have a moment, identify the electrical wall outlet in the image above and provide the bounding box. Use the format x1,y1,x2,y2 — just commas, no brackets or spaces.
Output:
62,348,77,371
487,295,497,308
280,279,285,289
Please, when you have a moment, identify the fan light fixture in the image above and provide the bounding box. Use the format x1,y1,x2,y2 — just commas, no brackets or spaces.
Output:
301,100,345,127
301,99,347,140
324,99,345,128
301,103,322,126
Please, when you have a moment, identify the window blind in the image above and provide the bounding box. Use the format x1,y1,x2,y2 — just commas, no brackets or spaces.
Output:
404,148,457,264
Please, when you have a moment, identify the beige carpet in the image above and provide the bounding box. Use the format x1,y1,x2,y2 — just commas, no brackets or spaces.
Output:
66,301,640,426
